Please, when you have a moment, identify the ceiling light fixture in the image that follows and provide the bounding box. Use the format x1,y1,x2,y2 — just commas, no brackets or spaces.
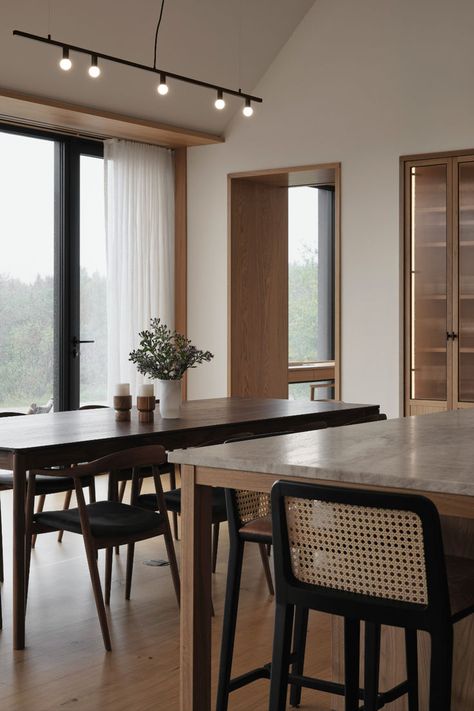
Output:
157,73,169,95
242,98,254,117
88,55,101,78
13,30,262,116
59,46,72,71
214,90,226,110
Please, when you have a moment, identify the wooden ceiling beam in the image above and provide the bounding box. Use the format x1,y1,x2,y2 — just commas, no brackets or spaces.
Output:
0,87,224,148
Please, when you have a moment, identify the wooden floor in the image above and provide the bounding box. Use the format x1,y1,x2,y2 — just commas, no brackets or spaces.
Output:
0,476,332,711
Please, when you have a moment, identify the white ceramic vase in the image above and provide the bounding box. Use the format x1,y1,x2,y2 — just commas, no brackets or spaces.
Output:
159,379,182,418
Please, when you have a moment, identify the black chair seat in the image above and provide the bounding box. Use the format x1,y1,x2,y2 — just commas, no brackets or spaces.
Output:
0,470,94,495
35,501,163,538
138,487,227,520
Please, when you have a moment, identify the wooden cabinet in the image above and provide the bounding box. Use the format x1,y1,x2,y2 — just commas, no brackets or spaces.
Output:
404,152,474,414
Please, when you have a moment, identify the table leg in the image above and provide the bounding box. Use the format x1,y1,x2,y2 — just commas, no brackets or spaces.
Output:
13,453,27,650
180,464,212,711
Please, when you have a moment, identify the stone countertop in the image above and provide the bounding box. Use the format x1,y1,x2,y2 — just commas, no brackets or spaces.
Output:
169,408,474,497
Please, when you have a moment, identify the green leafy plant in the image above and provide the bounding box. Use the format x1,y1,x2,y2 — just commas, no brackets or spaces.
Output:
129,318,213,381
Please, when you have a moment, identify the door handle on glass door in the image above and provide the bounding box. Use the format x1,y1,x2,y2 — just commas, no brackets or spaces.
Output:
72,337,95,358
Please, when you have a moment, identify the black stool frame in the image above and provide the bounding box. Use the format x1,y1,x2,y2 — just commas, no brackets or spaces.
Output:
270,480,474,711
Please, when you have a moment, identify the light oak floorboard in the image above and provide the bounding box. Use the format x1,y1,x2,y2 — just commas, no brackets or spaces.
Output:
0,477,331,711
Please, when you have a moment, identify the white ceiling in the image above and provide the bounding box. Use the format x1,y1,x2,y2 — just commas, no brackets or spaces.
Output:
0,0,314,135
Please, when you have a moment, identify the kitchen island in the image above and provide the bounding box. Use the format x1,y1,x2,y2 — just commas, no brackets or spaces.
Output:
170,409,474,710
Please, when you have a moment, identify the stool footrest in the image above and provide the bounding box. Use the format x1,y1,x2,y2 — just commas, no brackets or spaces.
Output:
228,665,270,692
229,663,409,709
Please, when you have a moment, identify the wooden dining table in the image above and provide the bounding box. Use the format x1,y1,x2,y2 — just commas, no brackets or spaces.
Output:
0,396,379,651
169,408,474,711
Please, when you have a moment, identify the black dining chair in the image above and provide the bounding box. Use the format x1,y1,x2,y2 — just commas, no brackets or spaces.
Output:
0,411,96,579
25,444,180,650
269,480,474,711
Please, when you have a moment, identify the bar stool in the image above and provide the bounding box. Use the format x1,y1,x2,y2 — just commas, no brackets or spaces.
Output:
216,425,330,711
269,480,474,711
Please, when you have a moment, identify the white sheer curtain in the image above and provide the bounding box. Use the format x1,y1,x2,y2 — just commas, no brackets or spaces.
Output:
104,139,174,399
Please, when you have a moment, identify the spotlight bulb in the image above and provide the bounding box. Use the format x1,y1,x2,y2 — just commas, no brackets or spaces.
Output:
59,47,72,71
88,56,101,78
214,90,226,110
157,73,169,95
243,100,253,117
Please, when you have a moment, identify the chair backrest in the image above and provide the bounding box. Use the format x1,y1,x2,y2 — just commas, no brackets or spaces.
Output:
271,480,451,632
32,445,167,479
224,424,327,534
79,405,109,410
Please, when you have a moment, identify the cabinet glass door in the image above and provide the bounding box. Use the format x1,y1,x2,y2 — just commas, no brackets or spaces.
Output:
457,160,474,402
410,164,449,401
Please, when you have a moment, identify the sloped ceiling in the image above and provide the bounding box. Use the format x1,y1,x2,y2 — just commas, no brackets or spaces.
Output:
0,0,315,135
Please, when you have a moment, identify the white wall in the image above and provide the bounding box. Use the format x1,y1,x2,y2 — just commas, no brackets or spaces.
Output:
186,0,474,416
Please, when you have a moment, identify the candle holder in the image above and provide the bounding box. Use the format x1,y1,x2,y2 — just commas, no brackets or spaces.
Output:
137,395,156,423
113,394,132,421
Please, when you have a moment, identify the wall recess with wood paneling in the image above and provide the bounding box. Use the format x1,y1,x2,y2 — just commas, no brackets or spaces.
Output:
228,164,341,400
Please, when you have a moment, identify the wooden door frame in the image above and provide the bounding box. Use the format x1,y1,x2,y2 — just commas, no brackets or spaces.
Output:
227,162,341,400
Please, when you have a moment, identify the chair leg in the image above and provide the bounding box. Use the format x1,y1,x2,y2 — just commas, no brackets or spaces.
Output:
428,629,453,711
163,524,181,607
105,547,113,605
216,539,245,711
364,622,381,711
57,489,73,543
0,497,4,583
212,522,220,573
344,618,361,711
83,540,112,651
169,465,179,540
258,542,274,596
405,628,419,711
25,478,37,606
289,606,309,707
268,602,295,711
125,542,135,600
31,494,46,549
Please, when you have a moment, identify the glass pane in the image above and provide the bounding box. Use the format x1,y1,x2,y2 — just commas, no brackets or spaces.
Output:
288,381,334,401
410,164,448,401
288,186,334,364
458,162,474,401
0,132,55,412
79,155,107,406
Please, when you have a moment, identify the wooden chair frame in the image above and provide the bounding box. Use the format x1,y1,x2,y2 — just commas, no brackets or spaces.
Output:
25,445,180,651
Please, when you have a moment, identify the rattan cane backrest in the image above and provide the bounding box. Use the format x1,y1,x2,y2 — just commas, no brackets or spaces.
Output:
285,496,428,605
235,490,271,524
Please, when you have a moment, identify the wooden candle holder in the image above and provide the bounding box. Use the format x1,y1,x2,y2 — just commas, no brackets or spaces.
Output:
137,395,156,423
113,394,132,421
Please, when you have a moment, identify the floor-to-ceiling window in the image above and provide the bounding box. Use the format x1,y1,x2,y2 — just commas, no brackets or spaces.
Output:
0,125,105,412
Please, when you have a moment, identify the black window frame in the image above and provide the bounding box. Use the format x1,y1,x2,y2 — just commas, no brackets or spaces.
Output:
0,122,104,411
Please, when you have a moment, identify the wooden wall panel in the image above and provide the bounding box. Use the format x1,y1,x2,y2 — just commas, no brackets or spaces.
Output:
229,179,288,398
